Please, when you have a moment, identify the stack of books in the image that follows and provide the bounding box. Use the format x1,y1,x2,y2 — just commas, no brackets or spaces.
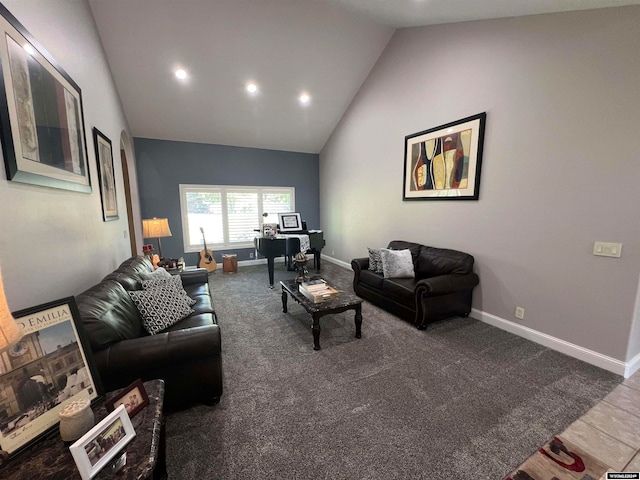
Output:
299,279,339,303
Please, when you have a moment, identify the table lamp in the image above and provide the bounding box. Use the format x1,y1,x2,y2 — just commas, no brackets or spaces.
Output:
0,266,23,353
0,266,22,465
142,218,172,259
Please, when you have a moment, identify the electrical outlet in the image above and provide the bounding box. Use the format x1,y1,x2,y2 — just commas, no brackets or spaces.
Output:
515,307,525,320
331,250,335,255
593,241,622,258
249,252,254,259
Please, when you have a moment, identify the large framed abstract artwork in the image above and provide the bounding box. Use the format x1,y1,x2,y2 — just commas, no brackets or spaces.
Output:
403,112,486,201
0,4,91,193
0,297,103,458
93,127,118,221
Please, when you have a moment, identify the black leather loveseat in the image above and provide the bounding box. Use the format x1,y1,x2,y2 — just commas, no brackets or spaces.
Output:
351,240,479,329
75,256,222,409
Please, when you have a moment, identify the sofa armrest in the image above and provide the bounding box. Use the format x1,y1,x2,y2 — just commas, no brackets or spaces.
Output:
351,257,369,274
415,273,479,296
94,325,221,378
180,268,209,286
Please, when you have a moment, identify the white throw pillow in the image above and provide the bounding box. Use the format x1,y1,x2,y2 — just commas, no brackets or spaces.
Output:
139,267,171,281
380,248,415,279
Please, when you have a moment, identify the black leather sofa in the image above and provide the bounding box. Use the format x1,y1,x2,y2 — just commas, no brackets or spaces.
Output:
75,256,222,409
351,240,479,329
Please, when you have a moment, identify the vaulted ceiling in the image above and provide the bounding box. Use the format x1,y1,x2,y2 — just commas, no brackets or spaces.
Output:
88,0,640,153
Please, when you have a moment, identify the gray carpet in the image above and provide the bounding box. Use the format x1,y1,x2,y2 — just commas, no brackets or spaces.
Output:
165,261,621,479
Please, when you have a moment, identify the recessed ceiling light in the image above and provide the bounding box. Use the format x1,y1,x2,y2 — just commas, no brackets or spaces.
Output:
246,82,258,94
299,93,310,104
175,68,188,80
23,44,35,55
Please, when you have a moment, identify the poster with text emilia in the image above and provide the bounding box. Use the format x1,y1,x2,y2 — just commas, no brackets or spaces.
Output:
0,297,102,455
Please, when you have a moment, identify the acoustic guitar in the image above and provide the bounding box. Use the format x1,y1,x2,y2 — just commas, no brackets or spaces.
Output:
198,227,217,272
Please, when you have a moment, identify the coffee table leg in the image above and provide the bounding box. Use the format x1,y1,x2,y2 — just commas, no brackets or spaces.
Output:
281,289,288,313
354,304,362,339
312,314,321,350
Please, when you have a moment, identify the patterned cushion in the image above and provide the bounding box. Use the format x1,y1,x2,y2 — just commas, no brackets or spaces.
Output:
141,274,196,306
380,248,415,279
367,247,384,274
128,284,195,335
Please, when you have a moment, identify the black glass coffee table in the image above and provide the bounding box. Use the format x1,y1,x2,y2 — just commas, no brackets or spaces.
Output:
280,279,363,350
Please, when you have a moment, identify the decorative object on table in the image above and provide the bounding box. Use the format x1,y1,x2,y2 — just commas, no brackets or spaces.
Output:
92,128,118,221
298,278,339,303
69,404,136,480
142,244,154,262
0,266,24,466
58,398,94,442
151,254,160,269
262,223,277,237
142,217,172,259
0,296,103,458
164,258,178,270
277,212,303,232
294,252,309,283
0,267,23,352
198,226,217,272
105,378,149,418
0,4,91,193
403,112,486,201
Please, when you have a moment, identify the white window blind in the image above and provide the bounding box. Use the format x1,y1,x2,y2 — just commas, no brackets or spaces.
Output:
179,185,295,251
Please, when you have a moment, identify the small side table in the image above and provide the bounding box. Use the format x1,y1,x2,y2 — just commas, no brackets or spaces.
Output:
1,380,166,480
222,254,238,273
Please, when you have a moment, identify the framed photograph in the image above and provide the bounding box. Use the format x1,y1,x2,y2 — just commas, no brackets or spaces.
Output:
0,4,91,193
278,212,302,233
262,223,278,238
70,405,136,480
0,297,103,457
92,128,118,221
403,112,486,201
105,378,148,418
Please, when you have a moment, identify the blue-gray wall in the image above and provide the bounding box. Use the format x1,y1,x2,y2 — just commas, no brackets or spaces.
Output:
134,137,320,265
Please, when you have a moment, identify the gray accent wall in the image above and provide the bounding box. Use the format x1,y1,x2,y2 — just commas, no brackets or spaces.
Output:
0,0,138,310
134,138,320,265
320,7,640,367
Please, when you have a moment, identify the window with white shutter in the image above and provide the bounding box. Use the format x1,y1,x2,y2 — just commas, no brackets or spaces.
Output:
179,185,295,251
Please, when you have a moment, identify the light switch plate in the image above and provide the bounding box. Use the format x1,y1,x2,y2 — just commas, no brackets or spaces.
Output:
593,241,622,258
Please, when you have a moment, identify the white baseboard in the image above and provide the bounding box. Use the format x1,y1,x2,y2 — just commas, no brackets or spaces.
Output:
472,308,633,378
321,254,351,269
236,257,285,267
625,351,640,378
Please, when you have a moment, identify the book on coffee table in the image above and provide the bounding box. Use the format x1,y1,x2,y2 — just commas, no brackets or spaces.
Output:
299,279,339,303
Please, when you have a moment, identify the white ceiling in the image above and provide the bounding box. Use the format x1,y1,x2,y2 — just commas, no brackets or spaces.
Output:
88,0,640,154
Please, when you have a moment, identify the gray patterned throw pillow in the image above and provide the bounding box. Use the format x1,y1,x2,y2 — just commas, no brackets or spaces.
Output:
367,247,384,274
141,274,196,306
129,283,195,334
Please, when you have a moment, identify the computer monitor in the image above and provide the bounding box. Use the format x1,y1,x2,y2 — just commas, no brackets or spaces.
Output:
277,212,303,233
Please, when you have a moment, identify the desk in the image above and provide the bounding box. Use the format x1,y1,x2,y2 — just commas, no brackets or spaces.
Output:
254,231,325,287
2,380,166,480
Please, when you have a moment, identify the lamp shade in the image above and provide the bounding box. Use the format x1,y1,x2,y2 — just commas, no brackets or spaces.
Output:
142,218,172,239
0,267,23,352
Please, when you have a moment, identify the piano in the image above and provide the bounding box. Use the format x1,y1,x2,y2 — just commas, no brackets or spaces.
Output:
254,231,325,287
